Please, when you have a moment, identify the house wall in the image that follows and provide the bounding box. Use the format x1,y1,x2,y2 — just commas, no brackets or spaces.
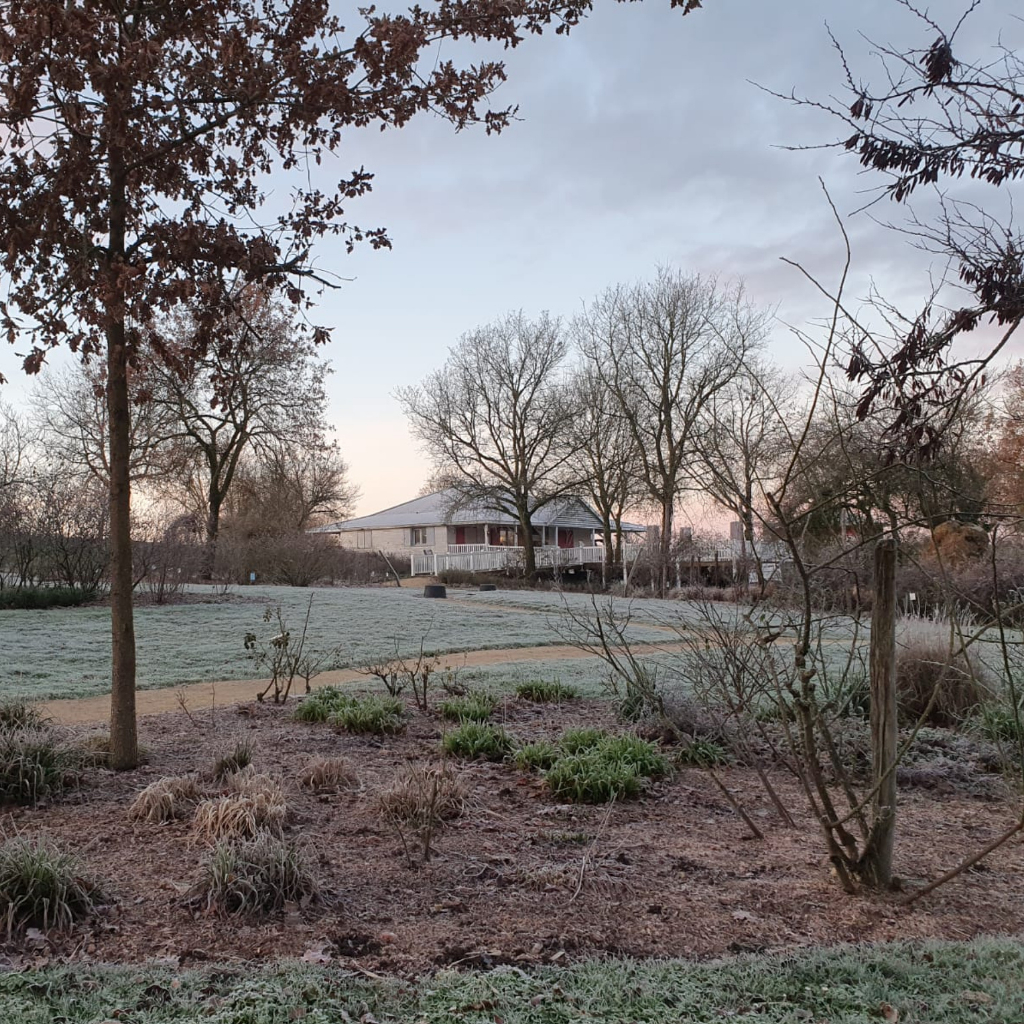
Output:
330,526,441,552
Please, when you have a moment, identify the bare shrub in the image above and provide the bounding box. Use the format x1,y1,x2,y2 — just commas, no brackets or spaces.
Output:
377,763,468,829
298,756,359,792
128,774,201,823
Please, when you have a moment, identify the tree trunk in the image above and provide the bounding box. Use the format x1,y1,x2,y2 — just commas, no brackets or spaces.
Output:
107,321,139,770
659,499,673,596
520,511,536,576
202,487,222,580
860,538,898,888
105,109,138,771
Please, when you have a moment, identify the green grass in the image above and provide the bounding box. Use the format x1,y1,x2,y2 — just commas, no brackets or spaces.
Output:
513,740,561,771
515,679,580,702
329,695,405,735
0,728,80,805
527,730,669,804
0,837,104,934
292,686,353,723
441,721,515,761
195,835,320,917
0,940,1020,1022
438,691,497,722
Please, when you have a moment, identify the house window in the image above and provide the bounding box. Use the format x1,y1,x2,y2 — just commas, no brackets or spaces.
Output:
410,527,428,546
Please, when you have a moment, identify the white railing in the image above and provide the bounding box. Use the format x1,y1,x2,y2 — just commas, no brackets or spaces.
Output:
412,544,647,576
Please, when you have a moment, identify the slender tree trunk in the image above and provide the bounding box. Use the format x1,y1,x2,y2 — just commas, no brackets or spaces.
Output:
659,498,673,597
105,108,138,770
860,538,898,887
202,487,222,580
520,510,536,576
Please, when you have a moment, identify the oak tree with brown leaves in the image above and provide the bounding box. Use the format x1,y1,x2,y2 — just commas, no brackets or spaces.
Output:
0,0,703,768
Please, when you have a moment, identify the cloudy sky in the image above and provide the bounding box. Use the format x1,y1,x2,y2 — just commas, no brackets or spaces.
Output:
2,0,1020,523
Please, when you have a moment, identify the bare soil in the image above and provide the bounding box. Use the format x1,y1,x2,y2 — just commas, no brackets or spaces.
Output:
8,694,1023,973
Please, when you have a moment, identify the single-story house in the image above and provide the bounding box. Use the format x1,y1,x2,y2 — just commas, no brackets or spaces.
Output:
312,489,645,575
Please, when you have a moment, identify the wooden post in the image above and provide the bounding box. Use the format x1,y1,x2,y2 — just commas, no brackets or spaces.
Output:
863,538,898,888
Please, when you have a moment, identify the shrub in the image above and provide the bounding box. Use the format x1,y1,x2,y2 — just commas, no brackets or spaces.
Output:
438,692,497,722
0,837,104,934
330,695,405,735
195,835,319,916
558,727,607,755
297,756,359,792
513,740,560,771
213,737,254,780
0,729,79,806
515,680,579,703
895,631,993,727
376,763,468,829
441,722,514,761
128,775,201,823
0,586,95,611
293,686,353,723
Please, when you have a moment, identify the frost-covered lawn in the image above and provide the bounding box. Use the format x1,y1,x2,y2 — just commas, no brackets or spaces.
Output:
0,584,672,701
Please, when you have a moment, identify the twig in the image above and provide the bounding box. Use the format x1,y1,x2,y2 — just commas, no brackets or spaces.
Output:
570,797,616,902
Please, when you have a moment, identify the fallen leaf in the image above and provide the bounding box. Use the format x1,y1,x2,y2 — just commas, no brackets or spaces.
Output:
880,1002,899,1023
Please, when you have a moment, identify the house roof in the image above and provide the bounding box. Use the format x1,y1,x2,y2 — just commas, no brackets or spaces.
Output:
312,489,646,534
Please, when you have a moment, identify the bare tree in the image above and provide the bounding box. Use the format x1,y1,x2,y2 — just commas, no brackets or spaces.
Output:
33,362,174,486
576,269,767,594
563,363,644,575
224,441,359,537
692,358,794,583
398,311,579,576
147,290,333,575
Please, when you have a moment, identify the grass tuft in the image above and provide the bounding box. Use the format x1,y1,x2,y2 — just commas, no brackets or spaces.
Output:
558,727,607,754
0,728,79,806
127,774,201,823
195,835,319,917
536,731,668,804
515,679,579,703
441,721,514,761
0,836,104,934
330,695,405,735
297,756,359,792
438,692,497,722
192,778,286,843
0,700,49,731
376,762,468,829
513,740,560,771
292,686,354,723
213,737,254,780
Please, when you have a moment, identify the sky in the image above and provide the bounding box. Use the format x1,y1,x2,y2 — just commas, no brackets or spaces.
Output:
1,0,1021,525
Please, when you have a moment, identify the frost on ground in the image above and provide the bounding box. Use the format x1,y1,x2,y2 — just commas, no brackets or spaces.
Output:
0,585,671,701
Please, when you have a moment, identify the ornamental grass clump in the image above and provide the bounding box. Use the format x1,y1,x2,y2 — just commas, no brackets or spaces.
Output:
441,721,514,761
192,775,286,843
438,691,497,723
330,695,406,735
515,680,579,703
376,762,468,830
513,740,560,771
128,774,201,823
212,737,253,780
539,731,668,804
292,686,354,723
196,835,319,917
0,728,80,807
297,755,359,792
0,837,105,935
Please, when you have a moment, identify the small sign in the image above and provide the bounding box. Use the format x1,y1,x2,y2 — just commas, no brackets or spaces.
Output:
909,592,917,602
249,572,256,584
